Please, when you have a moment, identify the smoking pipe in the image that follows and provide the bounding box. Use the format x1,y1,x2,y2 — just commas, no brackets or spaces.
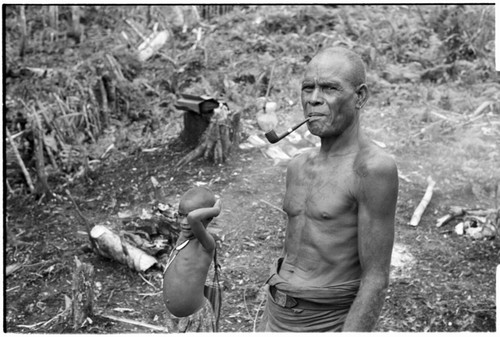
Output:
264,118,310,144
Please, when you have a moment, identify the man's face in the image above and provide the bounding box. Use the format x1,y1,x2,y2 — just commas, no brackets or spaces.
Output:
301,53,359,138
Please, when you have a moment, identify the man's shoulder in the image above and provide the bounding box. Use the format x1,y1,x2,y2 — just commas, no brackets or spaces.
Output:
355,141,397,178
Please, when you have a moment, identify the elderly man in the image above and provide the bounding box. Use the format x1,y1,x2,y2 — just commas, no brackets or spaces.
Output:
259,46,399,332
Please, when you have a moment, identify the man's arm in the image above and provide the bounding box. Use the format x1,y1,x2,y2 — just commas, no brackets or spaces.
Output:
188,199,221,251
343,155,398,332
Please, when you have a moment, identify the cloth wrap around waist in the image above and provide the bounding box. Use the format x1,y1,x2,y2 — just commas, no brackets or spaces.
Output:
263,257,361,332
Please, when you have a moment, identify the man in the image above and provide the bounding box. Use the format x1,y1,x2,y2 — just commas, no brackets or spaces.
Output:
259,46,399,332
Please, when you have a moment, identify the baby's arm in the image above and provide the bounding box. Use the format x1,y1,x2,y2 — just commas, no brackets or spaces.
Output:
188,199,221,251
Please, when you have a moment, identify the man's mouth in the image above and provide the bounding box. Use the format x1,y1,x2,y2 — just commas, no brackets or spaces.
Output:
307,113,326,121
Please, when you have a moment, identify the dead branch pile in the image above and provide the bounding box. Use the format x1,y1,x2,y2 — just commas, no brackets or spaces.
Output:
70,191,181,272
5,48,149,195
436,206,499,240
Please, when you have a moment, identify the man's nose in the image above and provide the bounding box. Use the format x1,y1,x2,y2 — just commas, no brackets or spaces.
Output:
308,88,323,105
180,217,188,225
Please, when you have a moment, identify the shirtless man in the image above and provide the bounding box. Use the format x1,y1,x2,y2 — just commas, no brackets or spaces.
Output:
163,186,222,332
259,46,399,332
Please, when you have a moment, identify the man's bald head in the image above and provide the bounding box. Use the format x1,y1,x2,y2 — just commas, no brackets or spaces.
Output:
309,46,366,89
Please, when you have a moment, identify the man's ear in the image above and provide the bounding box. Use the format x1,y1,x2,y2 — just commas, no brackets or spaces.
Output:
355,84,369,109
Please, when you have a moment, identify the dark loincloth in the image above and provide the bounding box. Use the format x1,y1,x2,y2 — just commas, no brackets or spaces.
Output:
259,257,360,332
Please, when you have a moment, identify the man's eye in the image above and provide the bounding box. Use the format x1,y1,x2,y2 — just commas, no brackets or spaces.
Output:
324,86,338,92
302,85,314,92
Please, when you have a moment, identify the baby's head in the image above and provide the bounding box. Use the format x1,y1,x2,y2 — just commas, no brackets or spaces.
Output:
178,187,216,228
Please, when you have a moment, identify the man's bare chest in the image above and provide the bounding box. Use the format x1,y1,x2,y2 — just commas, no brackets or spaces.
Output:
284,162,357,219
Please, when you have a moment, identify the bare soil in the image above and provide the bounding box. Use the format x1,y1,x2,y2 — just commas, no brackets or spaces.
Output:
4,4,499,333
5,105,499,332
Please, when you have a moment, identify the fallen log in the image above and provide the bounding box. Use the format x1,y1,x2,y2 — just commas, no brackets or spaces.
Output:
438,207,499,240
90,225,158,272
436,206,499,227
409,176,436,226
435,206,466,227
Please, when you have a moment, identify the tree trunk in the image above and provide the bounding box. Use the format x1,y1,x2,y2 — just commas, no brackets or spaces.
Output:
176,107,240,169
180,111,213,147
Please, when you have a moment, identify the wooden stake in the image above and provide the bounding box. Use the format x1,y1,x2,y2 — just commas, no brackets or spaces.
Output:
98,78,110,129
265,64,275,99
65,189,97,251
31,109,52,197
409,176,436,226
44,139,58,171
70,6,83,43
5,179,15,195
6,128,35,194
72,256,95,330
19,5,27,58
53,94,78,138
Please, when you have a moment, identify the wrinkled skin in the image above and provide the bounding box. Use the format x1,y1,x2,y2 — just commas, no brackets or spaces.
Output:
271,47,399,332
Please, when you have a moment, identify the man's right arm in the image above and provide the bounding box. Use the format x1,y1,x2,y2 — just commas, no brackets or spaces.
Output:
342,153,398,331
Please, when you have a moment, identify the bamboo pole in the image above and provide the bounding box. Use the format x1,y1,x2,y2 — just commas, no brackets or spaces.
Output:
409,176,436,226
40,100,66,146
125,19,147,42
6,128,35,194
48,6,58,30
19,5,27,58
98,78,110,129
53,94,78,138
70,6,82,43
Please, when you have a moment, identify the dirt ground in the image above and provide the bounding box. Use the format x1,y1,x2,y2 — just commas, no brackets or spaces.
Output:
4,4,499,333
5,95,499,332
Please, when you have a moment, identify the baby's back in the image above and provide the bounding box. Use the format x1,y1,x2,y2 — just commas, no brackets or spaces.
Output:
163,240,214,317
